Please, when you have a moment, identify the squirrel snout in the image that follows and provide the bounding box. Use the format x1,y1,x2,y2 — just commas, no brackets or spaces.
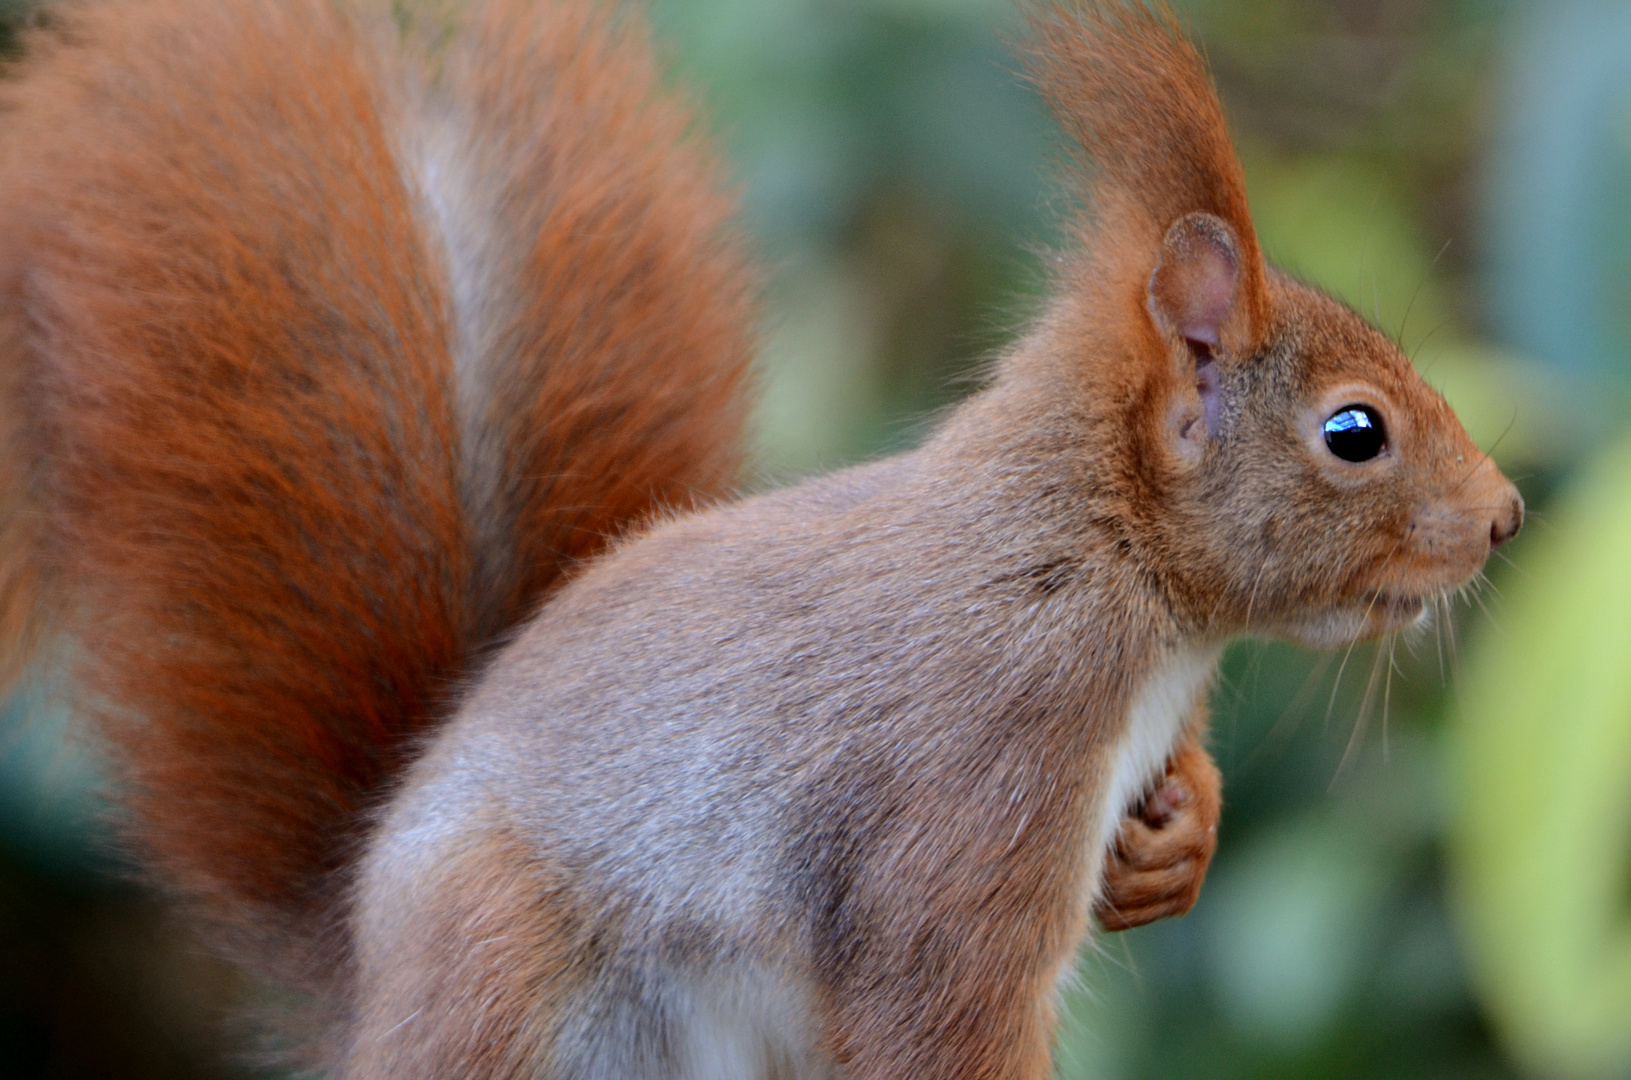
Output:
1412,468,1523,571
1490,489,1524,550
1463,457,1523,552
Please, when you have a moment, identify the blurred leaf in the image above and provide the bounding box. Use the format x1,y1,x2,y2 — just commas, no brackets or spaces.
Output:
1451,434,1631,1080
752,256,891,475
1242,150,1451,356
1204,813,1394,1046
1422,341,1585,472
1486,1,1631,398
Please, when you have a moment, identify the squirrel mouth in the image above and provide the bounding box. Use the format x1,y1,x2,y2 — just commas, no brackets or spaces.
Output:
1276,591,1430,648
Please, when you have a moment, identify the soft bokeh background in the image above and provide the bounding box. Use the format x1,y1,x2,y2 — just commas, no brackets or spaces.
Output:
2,0,1630,1076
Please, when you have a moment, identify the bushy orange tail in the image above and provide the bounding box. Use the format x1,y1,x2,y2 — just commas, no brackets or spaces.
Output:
0,0,753,989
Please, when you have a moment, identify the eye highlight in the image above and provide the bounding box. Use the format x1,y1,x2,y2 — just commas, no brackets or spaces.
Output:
1322,405,1386,462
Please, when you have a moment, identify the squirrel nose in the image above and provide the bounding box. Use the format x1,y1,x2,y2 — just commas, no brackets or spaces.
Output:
1490,489,1524,549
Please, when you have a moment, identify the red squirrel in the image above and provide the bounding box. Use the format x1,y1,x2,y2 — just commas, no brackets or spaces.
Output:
0,0,1520,1076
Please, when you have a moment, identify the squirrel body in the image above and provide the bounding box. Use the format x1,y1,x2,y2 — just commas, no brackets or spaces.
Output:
356,393,1223,1074
0,0,1520,1077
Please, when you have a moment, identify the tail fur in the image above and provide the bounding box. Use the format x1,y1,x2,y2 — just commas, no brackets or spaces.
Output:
0,0,753,991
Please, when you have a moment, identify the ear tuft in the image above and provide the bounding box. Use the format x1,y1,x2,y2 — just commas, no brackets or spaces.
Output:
1147,213,1240,351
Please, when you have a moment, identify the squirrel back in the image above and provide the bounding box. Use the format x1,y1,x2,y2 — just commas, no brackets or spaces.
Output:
0,0,754,987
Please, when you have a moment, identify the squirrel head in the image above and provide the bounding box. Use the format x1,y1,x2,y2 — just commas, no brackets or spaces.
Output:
1028,2,1522,647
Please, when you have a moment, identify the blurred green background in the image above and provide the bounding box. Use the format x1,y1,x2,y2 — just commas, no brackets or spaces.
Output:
3,0,1631,1076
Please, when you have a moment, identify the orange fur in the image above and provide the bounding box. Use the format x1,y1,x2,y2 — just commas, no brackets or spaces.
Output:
0,0,752,996
397,0,754,634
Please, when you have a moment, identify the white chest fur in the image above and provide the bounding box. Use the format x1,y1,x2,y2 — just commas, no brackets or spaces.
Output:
1095,643,1223,859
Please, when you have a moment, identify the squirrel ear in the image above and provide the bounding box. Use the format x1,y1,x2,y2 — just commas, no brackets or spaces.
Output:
1147,213,1242,352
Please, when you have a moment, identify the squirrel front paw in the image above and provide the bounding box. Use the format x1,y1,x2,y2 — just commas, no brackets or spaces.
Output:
1094,735,1221,931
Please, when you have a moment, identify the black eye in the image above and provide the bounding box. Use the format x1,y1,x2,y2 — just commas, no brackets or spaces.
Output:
1323,405,1386,462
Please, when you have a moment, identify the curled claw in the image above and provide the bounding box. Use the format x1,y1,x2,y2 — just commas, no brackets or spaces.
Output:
1095,735,1221,931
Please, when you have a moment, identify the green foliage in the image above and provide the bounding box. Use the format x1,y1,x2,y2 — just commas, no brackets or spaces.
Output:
652,0,1059,474
1452,438,1631,1080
